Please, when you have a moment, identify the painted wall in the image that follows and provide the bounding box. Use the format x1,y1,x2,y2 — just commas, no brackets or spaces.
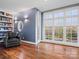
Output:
14,8,38,43
41,13,43,40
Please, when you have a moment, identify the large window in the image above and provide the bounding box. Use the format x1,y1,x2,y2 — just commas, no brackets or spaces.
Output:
43,6,79,46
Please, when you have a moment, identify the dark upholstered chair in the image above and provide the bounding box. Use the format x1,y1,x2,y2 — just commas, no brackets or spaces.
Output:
4,32,21,48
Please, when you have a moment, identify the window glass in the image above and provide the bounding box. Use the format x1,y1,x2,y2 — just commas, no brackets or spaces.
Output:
65,18,72,26
66,27,77,43
54,12,64,18
45,26,52,40
44,12,53,19
72,27,77,43
65,18,79,26
72,17,79,25
54,27,63,41
54,19,64,26
66,27,72,42
66,9,78,16
44,20,53,26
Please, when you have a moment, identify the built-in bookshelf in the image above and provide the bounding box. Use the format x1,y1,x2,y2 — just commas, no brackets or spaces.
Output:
0,11,14,42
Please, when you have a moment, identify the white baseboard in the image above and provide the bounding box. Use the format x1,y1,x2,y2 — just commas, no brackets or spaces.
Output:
41,40,79,47
21,40,36,45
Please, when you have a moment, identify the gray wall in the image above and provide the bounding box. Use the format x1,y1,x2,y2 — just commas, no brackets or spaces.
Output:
14,8,38,43
41,12,43,40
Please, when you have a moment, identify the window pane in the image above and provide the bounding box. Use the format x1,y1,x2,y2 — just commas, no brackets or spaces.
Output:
65,18,79,26
66,9,78,16
72,9,78,16
71,27,77,43
54,19,64,26
65,18,72,26
72,17,79,25
44,19,53,26
44,13,53,19
66,27,72,42
54,27,63,41
66,27,77,43
45,27,52,40
54,12,64,18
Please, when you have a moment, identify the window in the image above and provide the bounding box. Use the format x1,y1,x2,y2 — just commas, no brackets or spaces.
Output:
45,26,52,40
65,9,78,17
66,27,77,43
43,6,79,45
54,12,64,18
54,19,64,26
43,12,53,19
54,27,63,41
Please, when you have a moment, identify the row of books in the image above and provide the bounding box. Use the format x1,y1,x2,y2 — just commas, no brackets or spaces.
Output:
0,17,12,20
0,27,12,30
0,23,12,26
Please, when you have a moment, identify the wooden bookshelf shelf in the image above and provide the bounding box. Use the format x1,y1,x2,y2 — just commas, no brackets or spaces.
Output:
0,11,14,41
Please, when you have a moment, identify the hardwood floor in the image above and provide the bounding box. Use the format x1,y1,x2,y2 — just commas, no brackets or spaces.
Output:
0,42,79,59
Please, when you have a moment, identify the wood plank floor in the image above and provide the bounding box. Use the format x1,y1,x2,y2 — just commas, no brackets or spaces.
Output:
0,42,79,59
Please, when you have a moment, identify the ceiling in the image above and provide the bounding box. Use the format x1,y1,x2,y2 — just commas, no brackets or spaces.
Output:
0,0,79,14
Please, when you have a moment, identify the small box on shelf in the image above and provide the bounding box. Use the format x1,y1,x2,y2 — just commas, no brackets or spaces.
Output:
6,13,13,17
0,11,4,15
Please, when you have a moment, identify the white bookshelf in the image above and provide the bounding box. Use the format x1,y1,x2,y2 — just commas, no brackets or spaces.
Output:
0,11,14,42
